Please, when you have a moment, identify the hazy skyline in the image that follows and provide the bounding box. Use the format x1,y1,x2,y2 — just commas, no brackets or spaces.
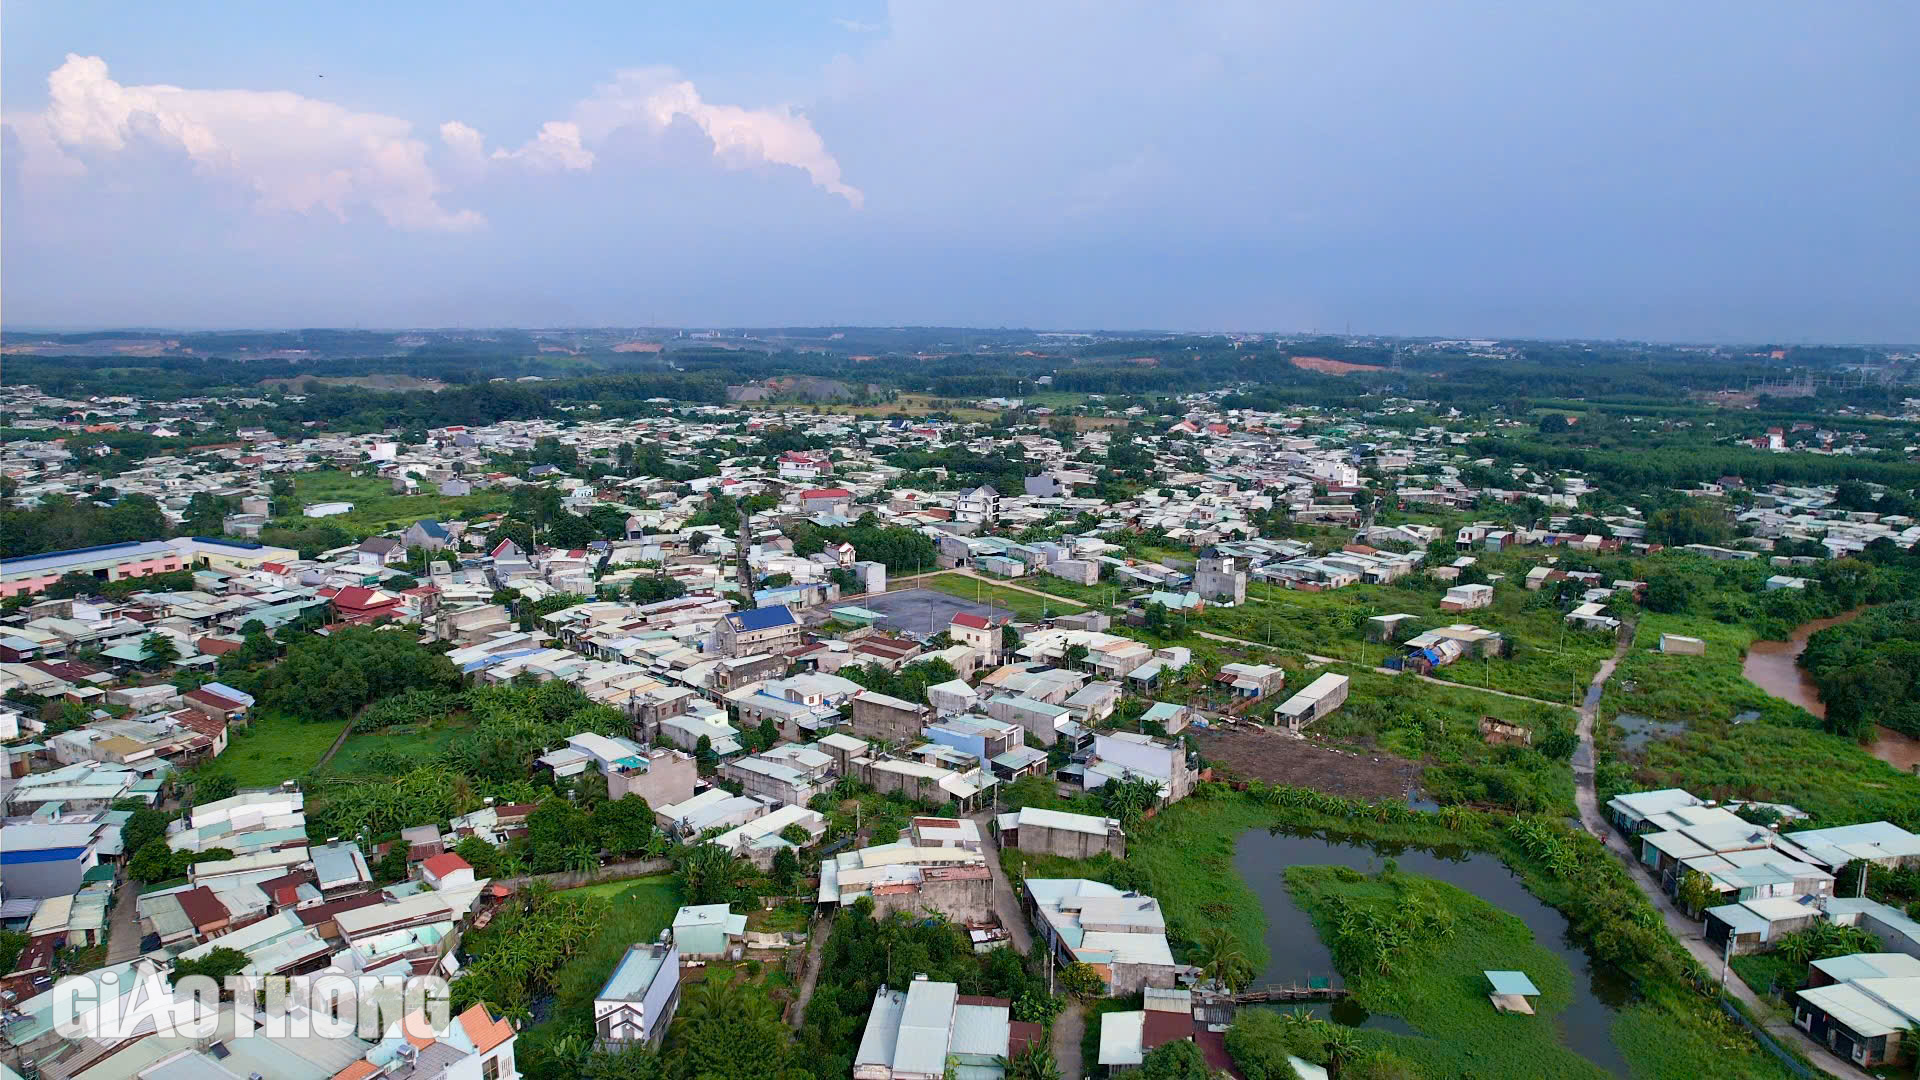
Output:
4,2,1916,342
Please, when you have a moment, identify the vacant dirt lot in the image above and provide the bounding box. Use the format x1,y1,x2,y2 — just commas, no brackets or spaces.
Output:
1198,726,1419,800
1289,355,1385,375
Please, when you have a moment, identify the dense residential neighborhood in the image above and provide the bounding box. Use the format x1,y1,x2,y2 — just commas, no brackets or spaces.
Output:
2,341,1920,1080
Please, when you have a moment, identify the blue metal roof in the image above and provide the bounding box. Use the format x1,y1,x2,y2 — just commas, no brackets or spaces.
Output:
1,847,87,865
728,605,797,632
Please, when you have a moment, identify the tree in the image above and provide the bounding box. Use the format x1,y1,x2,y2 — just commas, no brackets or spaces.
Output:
140,632,181,670
695,734,719,775
595,794,657,858
527,797,597,872
1057,961,1105,998
128,839,177,883
678,843,749,906
771,846,801,892
169,946,248,990
1098,775,1162,829
375,843,410,884
758,717,781,749
1136,1039,1211,1080
453,835,504,877
194,773,237,804
1675,869,1716,918
1194,926,1254,992
998,1045,1063,1080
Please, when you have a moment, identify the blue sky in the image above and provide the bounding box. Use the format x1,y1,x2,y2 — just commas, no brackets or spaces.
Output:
4,2,1916,341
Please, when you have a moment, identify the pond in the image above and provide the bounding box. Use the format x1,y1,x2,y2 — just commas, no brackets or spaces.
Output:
1614,712,1686,752
1741,608,1920,770
1234,826,1633,1076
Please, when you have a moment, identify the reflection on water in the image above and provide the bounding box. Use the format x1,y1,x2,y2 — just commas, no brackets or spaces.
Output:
1615,712,1686,752
1255,997,1418,1036
1234,825,1632,1076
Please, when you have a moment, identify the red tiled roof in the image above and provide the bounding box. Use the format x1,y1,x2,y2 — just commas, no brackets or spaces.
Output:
177,886,228,929
457,1004,515,1054
1141,1009,1195,1050
185,688,246,712
194,636,241,656
421,853,471,879
950,613,989,630
801,488,851,499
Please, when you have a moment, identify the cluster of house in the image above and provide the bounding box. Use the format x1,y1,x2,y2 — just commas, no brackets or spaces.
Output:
0,785,529,1080
1607,788,1920,1068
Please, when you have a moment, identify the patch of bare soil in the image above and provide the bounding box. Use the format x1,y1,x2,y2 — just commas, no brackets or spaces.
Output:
1289,355,1386,375
1198,726,1419,800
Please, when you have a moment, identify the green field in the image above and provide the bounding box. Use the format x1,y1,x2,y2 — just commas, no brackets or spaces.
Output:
1598,612,1920,827
1202,577,1613,704
192,710,342,788
279,470,511,538
319,714,476,776
516,875,684,1056
1285,865,1608,1079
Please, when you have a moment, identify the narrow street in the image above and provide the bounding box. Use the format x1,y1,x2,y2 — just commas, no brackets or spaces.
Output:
972,811,1033,953
1571,627,1853,1079
788,914,834,1028
1051,1001,1086,1080
104,882,144,965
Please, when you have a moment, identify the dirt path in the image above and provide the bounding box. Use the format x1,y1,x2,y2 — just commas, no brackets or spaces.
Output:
1052,1001,1086,1080
890,569,1095,609
1571,628,1852,1078
789,913,833,1029
973,812,1034,953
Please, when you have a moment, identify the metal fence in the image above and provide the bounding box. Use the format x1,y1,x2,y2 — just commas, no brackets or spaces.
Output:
1718,996,1818,1080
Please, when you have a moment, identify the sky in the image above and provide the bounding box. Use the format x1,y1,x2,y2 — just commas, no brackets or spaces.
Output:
4,2,1917,342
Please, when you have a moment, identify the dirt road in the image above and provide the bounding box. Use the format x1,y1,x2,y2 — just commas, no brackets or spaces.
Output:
1052,1001,1086,1080
1571,628,1852,1078
788,914,833,1028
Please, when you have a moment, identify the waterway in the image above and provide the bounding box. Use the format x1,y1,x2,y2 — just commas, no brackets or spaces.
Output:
1740,609,1920,770
1233,826,1632,1076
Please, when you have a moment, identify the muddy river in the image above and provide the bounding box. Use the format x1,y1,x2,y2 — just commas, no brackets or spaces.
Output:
1741,609,1920,770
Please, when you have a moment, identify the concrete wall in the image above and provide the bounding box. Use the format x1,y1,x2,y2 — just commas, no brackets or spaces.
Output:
1015,822,1125,860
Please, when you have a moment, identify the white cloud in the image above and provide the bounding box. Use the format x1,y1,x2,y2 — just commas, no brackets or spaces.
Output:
491,120,595,172
573,67,863,208
439,120,487,167
834,17,884,33
13,54,482,231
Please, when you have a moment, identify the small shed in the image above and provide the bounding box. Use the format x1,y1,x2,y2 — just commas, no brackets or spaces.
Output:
1486,970,1541,1015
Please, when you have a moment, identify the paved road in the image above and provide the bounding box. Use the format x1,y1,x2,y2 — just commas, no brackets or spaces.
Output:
1570,628,1852,1078
1052,1001,1086,1080
972,811,1034,953
104,880,144,965
788,913,834,1029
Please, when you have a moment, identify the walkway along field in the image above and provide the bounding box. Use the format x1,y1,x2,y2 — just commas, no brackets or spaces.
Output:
1573,626,1850,1079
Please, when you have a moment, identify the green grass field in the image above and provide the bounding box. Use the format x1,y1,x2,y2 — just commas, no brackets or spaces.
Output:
280,470,511,538
193,710,343,788
1598,612,1920,827
1286,865,1608,1079
319,714,476,776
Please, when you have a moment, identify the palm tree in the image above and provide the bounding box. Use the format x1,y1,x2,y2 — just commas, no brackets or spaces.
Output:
996,1045,1062,1080
1322,1023,1361,1069
1195,927,1254,992
680,976,741,1023
566,844,600,875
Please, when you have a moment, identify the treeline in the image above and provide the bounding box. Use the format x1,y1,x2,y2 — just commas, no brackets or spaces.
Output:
0,493,170,559
1802,600,1920,739
1474,436,1920,491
